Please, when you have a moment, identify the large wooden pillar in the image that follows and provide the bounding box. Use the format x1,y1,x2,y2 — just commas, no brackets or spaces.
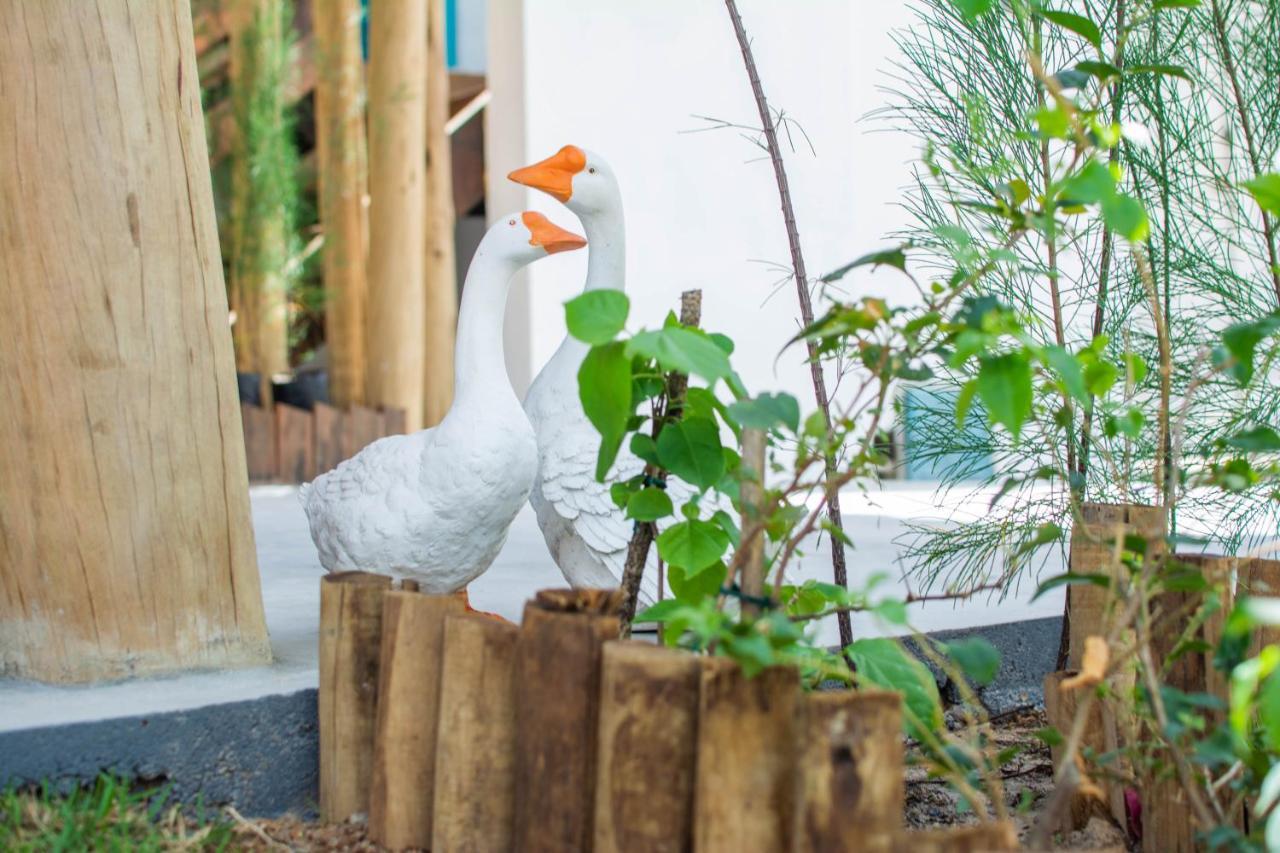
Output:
367,0,428,431
313,0,370,408
423,0,458,426
0,0,271,683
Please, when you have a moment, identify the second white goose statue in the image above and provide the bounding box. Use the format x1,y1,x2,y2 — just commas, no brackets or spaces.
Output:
511,146,684,602
299,212,587,593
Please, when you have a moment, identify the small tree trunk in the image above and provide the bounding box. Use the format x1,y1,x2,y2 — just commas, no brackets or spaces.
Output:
423,0,458,426
319,572,392,822
313,0,369,407
739,428,767,618
366,0,428,430
0,0,270,683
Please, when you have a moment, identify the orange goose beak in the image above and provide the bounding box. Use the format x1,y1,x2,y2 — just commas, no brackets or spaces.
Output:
508,145,587,202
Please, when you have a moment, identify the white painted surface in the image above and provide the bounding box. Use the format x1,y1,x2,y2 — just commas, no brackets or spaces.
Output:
0,483,1063,734
486,0,919,404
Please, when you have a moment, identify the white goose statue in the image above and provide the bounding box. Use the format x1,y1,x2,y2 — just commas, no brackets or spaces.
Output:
299,212,587,593
511,146,692,602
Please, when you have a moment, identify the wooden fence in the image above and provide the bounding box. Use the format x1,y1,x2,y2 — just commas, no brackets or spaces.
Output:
240,403,406,484
317,579,1021,852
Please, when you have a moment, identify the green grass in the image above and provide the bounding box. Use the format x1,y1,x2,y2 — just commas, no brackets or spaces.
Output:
0,774,236,852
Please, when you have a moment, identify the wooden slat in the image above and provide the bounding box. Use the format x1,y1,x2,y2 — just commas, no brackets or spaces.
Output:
346,405,384,458
274,402,315,483
382,407,407,437
313,402,346,474
241,403,276,481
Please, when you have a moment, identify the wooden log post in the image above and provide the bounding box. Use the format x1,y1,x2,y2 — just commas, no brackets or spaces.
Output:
1068,503,1166,668
694,659,801,852
226,0,292,397
423,0,458,427
1042,671,1110,832
366,0,428,432
275,402,315,483
0,0,270,682
792,689,903,852
433,614,521,852
594,641,701,853
368,590,464,848
345,404,385,459
313,402,346,474
312,0,369,408
319,571,392,822
242,403,278,482
513,589,622,852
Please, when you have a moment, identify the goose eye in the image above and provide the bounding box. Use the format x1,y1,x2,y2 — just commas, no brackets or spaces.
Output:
588,167,597,174
508,219,516,226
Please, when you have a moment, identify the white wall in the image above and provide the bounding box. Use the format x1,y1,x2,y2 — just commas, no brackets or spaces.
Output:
486,0,919,405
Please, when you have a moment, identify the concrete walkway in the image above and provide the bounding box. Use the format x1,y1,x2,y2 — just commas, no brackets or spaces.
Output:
0,482,1066,734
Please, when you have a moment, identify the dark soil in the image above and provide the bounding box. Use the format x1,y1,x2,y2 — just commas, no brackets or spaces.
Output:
233,709,1129,851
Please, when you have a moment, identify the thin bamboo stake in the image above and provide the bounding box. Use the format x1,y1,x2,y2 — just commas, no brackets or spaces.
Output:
312,0,368,407
739,428,767,619
366,0,428,431
422,0,458,427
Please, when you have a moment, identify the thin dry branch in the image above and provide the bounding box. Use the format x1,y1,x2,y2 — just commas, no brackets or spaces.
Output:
723,0,854,649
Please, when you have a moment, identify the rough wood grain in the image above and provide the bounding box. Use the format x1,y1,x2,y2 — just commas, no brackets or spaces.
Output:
594,641,701,853
1042,671,1109,832
319,571,392,822
792,689,903,852
513,590,621,852
312,0,369,407
366,0,427,431
242,403,278,482
433,614,521,852
368,590,463,849
1068,503,1166,670
694,659,800,853
423,0,458,427
313,402,346,474
0,0,269,683
275,402,314,483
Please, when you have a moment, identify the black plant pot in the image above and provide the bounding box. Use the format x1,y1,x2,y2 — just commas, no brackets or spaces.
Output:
236,372,262,407
273,371,330,411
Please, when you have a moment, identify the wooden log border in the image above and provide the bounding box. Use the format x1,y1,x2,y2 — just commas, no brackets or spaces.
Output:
239,403,408,484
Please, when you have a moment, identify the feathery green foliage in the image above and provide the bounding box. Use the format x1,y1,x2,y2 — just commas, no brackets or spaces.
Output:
880,0,1280,594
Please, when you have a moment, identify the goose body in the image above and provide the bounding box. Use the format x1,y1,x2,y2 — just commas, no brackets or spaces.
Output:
300,212,587,593
513,146,689,602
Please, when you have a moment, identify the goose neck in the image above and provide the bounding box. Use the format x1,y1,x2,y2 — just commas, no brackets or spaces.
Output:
452,250,518,405
582,206,625,293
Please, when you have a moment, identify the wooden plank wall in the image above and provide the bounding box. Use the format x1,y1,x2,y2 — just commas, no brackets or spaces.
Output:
241,403,407,484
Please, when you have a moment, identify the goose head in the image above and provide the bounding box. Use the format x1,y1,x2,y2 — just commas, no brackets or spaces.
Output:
489,210,587,262
508,145,619,216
